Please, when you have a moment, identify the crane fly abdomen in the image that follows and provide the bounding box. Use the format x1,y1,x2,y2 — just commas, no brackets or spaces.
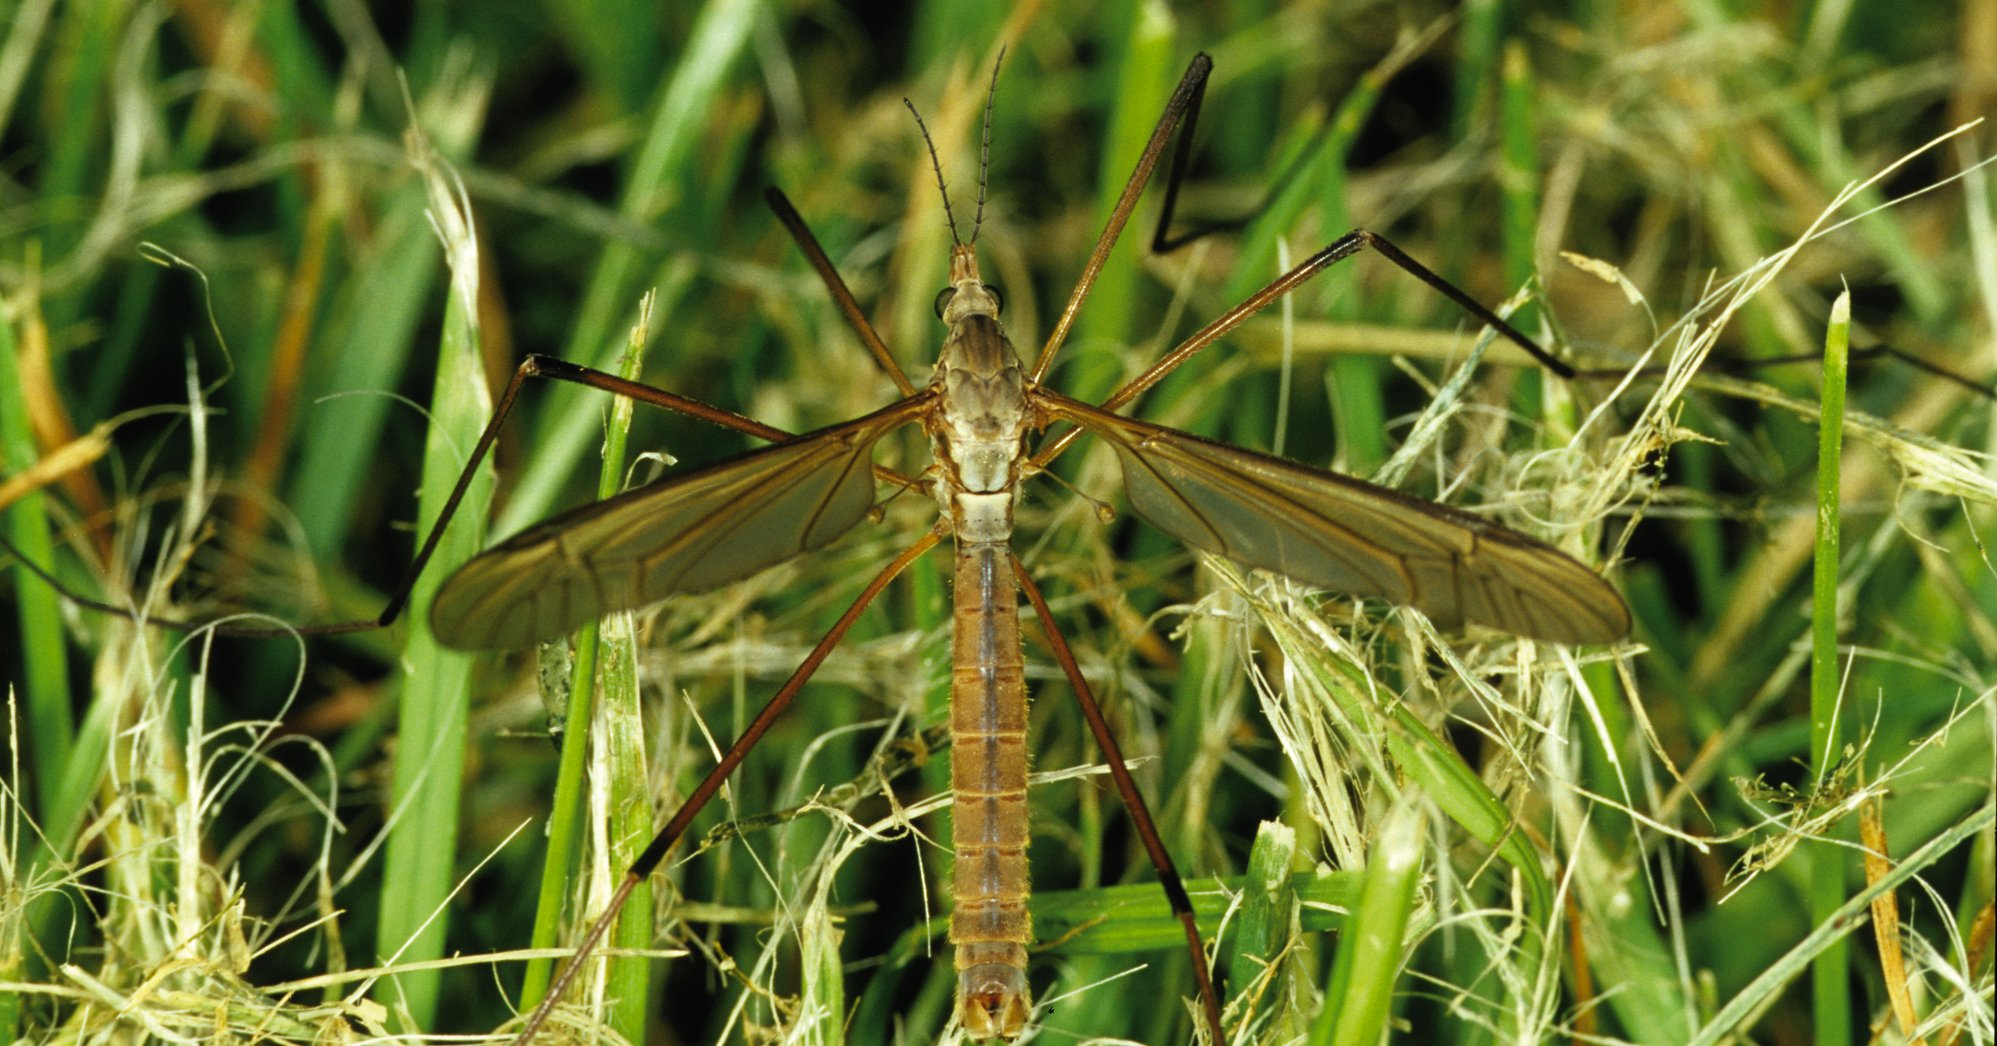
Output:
948,543,1033,1040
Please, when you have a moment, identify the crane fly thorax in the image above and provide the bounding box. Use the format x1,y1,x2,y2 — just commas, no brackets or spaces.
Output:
927,250,1030,544
936,315,1027,474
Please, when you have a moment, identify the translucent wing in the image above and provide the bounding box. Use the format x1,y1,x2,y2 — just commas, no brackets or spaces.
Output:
431,396,930,650
1038,392,1629,644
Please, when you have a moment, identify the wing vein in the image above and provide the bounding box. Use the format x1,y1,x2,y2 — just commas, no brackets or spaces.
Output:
1033,389,1628,644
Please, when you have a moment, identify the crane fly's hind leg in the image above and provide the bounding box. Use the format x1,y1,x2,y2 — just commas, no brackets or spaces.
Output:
1147,58,1332,256
1026,220,1580,476
1010,556,1228,1046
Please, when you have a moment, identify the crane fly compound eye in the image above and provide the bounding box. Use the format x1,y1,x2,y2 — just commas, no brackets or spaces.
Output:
987,284,1003,314
934,287,957,318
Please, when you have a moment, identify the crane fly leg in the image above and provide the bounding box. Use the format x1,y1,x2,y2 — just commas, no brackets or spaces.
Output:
1032,54,1214,384
1010,555,1227,1046
1029,228,1574,473
509,528,943,1043
765,187,918,397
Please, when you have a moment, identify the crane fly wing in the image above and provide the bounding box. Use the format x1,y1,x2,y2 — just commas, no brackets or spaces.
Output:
431,395,933,650
1036,391,1629,644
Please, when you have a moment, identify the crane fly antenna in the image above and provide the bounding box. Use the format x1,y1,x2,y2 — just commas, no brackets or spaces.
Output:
905,99,963,247
969,46,1004,247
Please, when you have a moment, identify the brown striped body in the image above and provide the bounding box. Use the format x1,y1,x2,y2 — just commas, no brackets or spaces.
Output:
923,244,1038,1038
948,543,1032,1038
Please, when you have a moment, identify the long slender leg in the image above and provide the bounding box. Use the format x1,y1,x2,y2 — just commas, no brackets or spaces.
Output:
1,356,788,637
764,187,918,397
1029,54,1213,385
1028,229,1574,471
509,528,942,1044
1144,51,1263,257
1149,116,1336,254
1147,39,1446,258
0,532,305,634
1010,555,1226,1046
1614,343,1992,396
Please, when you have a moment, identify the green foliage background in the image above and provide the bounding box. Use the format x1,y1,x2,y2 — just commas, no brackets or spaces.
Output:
2,1,1991,1043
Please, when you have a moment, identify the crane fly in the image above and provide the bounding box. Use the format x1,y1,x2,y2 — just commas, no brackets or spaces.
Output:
386,50,1630,1043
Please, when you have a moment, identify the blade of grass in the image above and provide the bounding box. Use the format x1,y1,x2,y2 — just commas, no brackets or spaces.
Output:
1315,797,1422,1046
514,306,651,1010
530,293,655,1035
374,132,492,1032
283,182,442,561
1062,2,1178,406
549,0,666,114
0,290,70,830
1317,45,1401,477
1222,819,1300,1031
600,606,652,1041
1452,0,1503,138
1499,41,1544,423
1382,708,1552,929
1692,803,1995,1046
497,0,760,538
1809,288,1851,1046
36,0,127,337
0,290,64,1046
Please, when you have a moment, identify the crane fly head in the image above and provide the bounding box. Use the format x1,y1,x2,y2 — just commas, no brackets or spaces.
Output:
935,244,1004,326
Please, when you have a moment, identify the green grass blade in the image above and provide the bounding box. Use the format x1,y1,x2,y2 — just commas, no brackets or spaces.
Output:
0,293,65,1046
498,0,761,538
0,301,71,824
600,608,653,1041
1315,798,1422,1046
373,137,493,1031
520,625,599,1010
1453,0,1503,137
1808,288,1851,1046
1691,805,1995,1046
1317,49,1396,476
1223,820,1301,1031
1063,3,1178,406
1499,40,1543,423
519,296,655,1030
586,298,656,1035
283,186,441,561
36,1,127,336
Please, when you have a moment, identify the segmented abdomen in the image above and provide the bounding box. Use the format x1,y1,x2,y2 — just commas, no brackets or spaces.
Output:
949,542,1033,1037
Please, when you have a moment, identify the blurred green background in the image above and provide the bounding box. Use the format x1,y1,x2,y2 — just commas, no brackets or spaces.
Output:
2,0,1991,1043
